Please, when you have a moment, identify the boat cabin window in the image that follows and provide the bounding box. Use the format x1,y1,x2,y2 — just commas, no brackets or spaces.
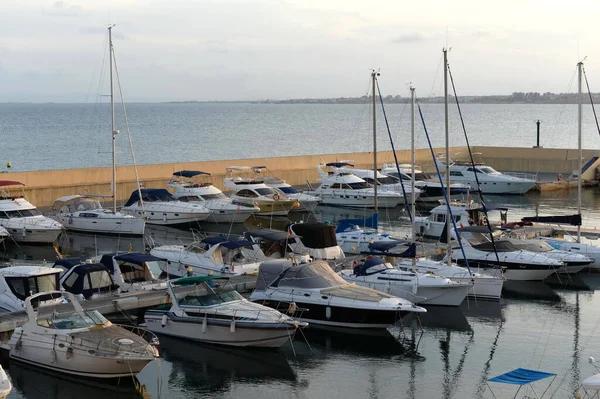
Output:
277,186,298,194
63,272,79,289
364,262,394,275
255,187,277,196
201,193,227,200
236,189,258,198
116,261,153,283
414,172,431,180
80,213,99,218
377,176,398,185
449,171,464,177
86,270,113,289
178,287,244,307
0,209,41,218
72,199,102,211
478,166,497,174
329,183,342,189
37,309,108,329
177,195,203,202
347,182,369,190
5,274,60,301
433,213,446,223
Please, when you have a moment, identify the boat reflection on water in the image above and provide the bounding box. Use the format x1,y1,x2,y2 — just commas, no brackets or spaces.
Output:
502,280,561,301
157,335,296,395
8,361,150,399
56,232,144,259
402,306,472,332
460,299,504,323
0,242,59,264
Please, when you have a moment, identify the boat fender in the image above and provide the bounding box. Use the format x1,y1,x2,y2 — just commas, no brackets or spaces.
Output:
288,302,297,315
273,194,280,201
161,314,168,327
163,213,167,222
557,174,563,181
325,306,331,320
230,319,236,333
202,316,207,333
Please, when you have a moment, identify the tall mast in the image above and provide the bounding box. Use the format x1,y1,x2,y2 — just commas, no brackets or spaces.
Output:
444,48,451,264
109,25,117,213
410,86,416,271
372,70,378,212
577,61,583,243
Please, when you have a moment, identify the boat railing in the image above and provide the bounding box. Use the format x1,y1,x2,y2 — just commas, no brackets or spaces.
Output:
182,305,301,325
503,171,538,181
114,324,160,349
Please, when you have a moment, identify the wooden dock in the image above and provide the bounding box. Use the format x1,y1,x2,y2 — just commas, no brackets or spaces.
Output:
0,275,257,334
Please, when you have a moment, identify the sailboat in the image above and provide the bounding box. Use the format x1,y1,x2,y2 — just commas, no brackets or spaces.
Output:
51,26,145,236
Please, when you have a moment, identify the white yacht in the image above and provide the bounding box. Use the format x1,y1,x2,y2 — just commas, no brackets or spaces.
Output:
50,195,145,236
223,166,299,216
145,276,307,348
0,180,64,243
151,236,261,277
534,237,600,270
0,226,8,245
247,166,321,212
334,213,400,255
304,163,404,208
340,257,472,306
121,188,210,227
288,222,345,260
328,164,421,204
436,157,538,195
167,170,259,223
97,252,167,292
414,202,501,238
0,266,63,312
52,258,120,300
381,163,472,203
7,291,158,378
448,228,563,281
250,259,426,329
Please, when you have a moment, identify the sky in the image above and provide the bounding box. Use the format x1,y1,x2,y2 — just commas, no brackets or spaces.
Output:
1,0,599,102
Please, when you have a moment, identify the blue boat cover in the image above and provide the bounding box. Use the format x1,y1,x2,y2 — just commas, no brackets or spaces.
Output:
172,170,210,177
113,253,166,264
488,368,556,385
368,240,404,252
201,236,229,246
335,213,379,233
220,240,255,250
325,162,354,168
124,189,175,207
364,242,416,258
53,258,84,270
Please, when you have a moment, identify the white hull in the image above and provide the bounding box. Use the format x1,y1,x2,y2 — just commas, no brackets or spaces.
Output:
306,192,402,208
2,227,62,243
353,280,470,306
145,312,294,348
414,219,445,237
57,214,145,235
158,260,260,277
452,276,503,300
503,268,555,281
447,178,536,195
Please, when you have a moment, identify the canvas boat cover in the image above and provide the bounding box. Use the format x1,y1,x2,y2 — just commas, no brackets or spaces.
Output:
335,213,378,233
124,189,176,206
488,368,556,385
255,260,346,290
290,223,338,249
172,170,210,177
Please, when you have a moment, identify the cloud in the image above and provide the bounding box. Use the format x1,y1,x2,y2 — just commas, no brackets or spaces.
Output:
391,33,427,43
42,1,82,17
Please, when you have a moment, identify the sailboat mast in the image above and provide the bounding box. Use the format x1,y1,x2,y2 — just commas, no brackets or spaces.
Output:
577,61,583,242
410,87,417,270
444,48,451,264
109,25,117,214
372,70,378,212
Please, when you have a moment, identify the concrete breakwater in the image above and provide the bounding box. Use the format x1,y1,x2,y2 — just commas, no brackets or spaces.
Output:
3,146,597,208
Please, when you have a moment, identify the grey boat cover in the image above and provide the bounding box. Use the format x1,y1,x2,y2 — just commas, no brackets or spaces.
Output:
255,260,347,291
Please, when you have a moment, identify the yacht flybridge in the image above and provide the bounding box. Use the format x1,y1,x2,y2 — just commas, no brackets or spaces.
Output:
167,170,259,223
304,163,404,208
224,166,299,216
51,195,145,236
0,180,64,243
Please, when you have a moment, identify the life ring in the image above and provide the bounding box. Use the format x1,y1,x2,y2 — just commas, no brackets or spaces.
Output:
273,194,280,201
557,174,563,181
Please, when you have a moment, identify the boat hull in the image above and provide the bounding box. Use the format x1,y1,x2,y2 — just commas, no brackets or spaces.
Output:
205,210,254,223
454,259,555,281
1,226,62,243
306,192,403,208
453,276,504,300
57,215,145,236
144,311,295,348
349,280,470,307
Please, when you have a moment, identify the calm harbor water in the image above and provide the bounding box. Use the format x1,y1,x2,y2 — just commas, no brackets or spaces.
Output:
3,102,600,398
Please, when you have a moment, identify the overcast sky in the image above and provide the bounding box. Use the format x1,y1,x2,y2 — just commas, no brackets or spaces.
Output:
1,0,598,102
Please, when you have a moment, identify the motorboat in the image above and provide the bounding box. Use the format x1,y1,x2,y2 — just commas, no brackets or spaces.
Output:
334,213,401,255
247,166,321,212
304,163,404,208
288,222,345,260
223,166,299,216
381,163,471,203
243,228,312,262
167,170,259,223
250,259,426,329
327,164,421,205
97,252,168,292
0,365,10,399
121,189,210,227
0,266,63,312
50,195,145,236
7,291,158,378
52,258,120,299
0,226,8,245
503,237,593,274
340,257,472,306
413,202,507,238
436,156,538,195
394,256,503,301
150,236,261,277
0,180,64,243
447,227,562,281
145,275,307,348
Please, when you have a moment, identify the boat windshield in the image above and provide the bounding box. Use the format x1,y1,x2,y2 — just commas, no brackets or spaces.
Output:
347,182,369,190
177,287,244,307
0,209,41,218
478,166,499,174
255,187,277,196
72,199,102,211
6,273,59,301
377,176,399,185
277,186,298,194
37,309,108,329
